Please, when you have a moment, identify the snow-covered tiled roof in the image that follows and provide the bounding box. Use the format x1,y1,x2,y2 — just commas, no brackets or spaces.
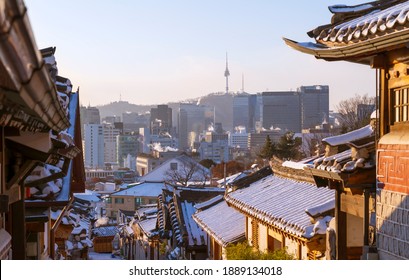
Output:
73,193,101,202
305,199,335,218
315,1,409,45
180,200,207,246
111,182,165,197
283,1,409,63
138,218,158,238
194,195,224,211
136,206,158,219
93,226,119,237
193,200,245,247
225,174,334,239
322,124,373,146
217,171,250,186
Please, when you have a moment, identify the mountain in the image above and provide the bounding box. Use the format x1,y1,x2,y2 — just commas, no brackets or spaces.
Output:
96,92,235,131
196,93,233,132
97,101,152,119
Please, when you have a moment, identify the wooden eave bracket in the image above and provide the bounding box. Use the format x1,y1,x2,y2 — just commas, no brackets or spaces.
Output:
6,159,38,190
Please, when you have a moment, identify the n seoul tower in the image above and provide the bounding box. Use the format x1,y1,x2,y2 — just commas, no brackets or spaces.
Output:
224,52,230,94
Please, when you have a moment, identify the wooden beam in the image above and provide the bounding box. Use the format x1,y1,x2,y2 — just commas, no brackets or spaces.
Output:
380,68,390,137
335,188,347,260
11,192,26,259
341,193,364,218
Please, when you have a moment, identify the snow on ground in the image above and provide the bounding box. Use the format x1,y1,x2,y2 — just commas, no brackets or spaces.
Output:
88,249,122,260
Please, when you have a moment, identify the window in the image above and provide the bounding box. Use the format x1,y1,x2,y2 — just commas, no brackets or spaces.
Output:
106,197,112,204
114,198,124,204
135,197,142,206
392,87,409,124
170,162,178,170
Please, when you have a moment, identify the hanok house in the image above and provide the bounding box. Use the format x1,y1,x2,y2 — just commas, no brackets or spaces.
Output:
132,212,160,260
50,209,92,260
302,120,377,260
156,186,225,260
125,205,158,260
192,195,246,260
225,166,335,260
106,181,165,222
92,226,120,253
0,0,85,259
284,0,409,260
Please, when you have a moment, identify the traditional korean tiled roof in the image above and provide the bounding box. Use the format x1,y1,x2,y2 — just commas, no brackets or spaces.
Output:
138,218,158,238
136,206,157,220
194,195,225,211
322,125,373,147
309,125,376,174
179,199,207,247
7,57,84,205
283,0,409,63
158,186,223,249
217,171,251,186
225,174,334,239
193,199,245,247
92,226,119,237
73,193,101,203
0,2,70,132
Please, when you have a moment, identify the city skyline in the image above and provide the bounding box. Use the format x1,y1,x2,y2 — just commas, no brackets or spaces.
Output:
25,0,375,109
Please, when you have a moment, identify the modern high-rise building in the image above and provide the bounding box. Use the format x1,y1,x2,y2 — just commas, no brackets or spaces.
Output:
84,124,104,168
102,115,121,124
81,105,101,124
122,111,150,133
261,85,329,133
229,126,249,149
150,104,172,134
80,105,101,140
248,129,284,156
103,124,121,164
299,85,329,130
233,94,257,132
117,133,139,168
261,91,301,132
178,103,214,150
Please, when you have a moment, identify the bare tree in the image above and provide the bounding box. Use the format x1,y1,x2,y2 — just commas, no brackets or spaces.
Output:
336,93,376,133
164,159,209,187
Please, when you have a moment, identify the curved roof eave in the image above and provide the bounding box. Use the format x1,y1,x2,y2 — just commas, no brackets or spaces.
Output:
0,0,70,132
283,28,409,64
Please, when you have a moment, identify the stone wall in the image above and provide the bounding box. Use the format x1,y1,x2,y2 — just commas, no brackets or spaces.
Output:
376,189,409,259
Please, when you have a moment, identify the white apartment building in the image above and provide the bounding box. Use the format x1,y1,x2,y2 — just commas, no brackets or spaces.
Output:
229,126,249,149
84,124,104,168
103,124,121,164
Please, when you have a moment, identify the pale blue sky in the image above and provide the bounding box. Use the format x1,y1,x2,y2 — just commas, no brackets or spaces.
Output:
25,0,375,109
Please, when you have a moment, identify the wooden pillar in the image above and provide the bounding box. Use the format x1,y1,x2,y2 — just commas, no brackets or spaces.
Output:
363,189,370,246
335,187,347,260
11,191,26,259
380,68,389,136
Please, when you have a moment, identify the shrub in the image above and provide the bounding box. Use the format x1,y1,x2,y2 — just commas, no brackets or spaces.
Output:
226,242,294,260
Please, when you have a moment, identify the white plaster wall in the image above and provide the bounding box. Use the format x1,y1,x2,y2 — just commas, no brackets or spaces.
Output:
347,213,364,247
259,223,268,252
285,237,299,259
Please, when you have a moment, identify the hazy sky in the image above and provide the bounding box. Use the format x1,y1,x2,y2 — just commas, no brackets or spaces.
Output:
25,0,375,110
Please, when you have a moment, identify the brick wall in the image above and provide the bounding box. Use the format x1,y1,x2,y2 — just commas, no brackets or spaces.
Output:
376,189,409,259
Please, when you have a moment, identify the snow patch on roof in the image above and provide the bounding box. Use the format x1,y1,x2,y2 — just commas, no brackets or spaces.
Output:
193,200,245,247
322,124,373,146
